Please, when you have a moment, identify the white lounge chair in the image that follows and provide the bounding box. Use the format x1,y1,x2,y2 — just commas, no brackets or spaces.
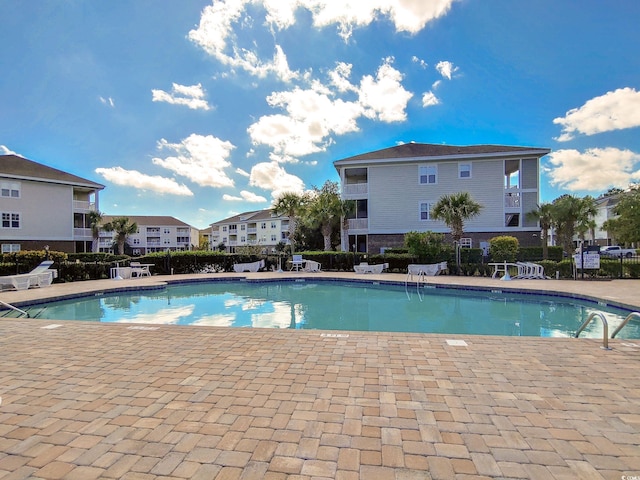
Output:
407,262,447,277
0,260,57,291
303,260,322,272
233,259,265,273
354,262,388,274
514,262,547,279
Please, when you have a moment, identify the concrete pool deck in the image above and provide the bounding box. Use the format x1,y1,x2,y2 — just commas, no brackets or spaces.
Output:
1,273,639,479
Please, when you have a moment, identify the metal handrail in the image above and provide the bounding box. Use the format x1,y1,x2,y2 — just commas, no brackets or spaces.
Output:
0,300,30,318
575,312,609,349
611,312,640,339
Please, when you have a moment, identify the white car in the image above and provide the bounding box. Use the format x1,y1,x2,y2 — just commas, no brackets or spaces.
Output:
600,246,636,258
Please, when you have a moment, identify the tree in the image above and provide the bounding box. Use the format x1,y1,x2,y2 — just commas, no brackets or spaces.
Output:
272,192,307,254
87,210,103,253
575,195,598,244
602,185,640,245
431,192,483,242
526,203,554,259
339,198,356,253
304,181,345,251
551,195,597,254
102,217,138,255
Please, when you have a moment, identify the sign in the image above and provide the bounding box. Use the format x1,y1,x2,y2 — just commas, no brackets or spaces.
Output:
573,253,600,269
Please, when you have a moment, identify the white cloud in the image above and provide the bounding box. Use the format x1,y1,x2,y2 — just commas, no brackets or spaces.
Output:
422,91,440,107
435,60,458,80
223,190,268,202
94,166,193,196
328,62,357,93
236,167,251,177
545,148,640,191
0,145,21,156
249,161,305,198
553,87,640,142
411,55,427,69
153,133,235,188
151,83,212,110
99,96,115,107
359,58,413,122
189,0,458,78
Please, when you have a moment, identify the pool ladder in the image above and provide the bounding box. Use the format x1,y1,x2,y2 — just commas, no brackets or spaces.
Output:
0,300,30,318
405,270,426,301
575,311,640,349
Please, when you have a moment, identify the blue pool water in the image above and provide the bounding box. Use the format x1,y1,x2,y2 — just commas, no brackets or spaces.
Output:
12,280,639,338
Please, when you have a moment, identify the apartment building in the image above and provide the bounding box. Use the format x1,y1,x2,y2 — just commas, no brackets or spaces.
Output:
0,154,104,254
334,143,551,253
210,209,289,253
99,215,199,255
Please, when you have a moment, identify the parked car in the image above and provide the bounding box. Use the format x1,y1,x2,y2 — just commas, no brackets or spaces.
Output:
600,246,636,258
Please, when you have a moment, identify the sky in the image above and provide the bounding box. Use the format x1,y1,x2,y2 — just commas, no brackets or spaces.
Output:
1,0,639,230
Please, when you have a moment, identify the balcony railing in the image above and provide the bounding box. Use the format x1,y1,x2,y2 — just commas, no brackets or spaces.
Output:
73,200,96,211
343,183,368,196
505,193,521,208
348,218,368,230
73,228,92,239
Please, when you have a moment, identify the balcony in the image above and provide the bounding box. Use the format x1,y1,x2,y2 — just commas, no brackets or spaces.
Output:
347,218,368,231
343,183,368,196
505,192,521,209
73,200,97,212
73,228,92,240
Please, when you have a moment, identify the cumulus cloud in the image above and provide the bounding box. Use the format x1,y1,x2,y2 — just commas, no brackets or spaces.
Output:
223,190,268,202
151,83,212,110
422,91,440,107
553,87,640,141
359,58,413,122
249,161,305,198
189,0,458,79
435,60,458,80
152,133,235,188
94,166,193,196
545,148,640,191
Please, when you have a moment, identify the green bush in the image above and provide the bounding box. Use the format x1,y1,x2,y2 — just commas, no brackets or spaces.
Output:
404,231,447,262
489,236,519,262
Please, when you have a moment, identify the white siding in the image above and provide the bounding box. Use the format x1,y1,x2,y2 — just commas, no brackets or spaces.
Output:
368,159,505,233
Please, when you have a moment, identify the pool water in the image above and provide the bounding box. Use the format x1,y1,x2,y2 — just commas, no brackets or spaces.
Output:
15,280,639,338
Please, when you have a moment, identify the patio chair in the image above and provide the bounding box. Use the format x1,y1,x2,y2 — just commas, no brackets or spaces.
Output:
130,262,151,277
233,259,265,273
354,262,388,274
290,255,304,271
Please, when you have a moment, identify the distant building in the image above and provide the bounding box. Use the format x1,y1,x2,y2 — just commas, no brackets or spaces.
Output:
0,154,104,254
334,143,551,253
210,209,289,253
99,215,200,255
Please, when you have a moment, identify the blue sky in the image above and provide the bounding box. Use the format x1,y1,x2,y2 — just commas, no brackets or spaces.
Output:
2,0,639,229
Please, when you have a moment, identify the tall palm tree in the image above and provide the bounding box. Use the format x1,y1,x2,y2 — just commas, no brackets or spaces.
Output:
272,192,307,255
575,195,598,244
305,181,343,251
526,203,554,259
102,217,138,255
340,198,356,253
87,210,103,253
551,194,596,254
431,192,483,242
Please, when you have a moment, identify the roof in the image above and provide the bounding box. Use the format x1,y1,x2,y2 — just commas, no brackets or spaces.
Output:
334,143,551,166
102,215,195,228
210,208,287,227
0,154,105,190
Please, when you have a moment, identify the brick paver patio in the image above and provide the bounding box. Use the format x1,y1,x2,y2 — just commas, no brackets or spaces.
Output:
1,274,639,479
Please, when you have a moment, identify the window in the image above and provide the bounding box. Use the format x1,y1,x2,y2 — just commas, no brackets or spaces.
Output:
271,235,277,242
164,228,171,234
419,202,434,221
222,226,227,232
459,163,471,179
133,238,140,245
1,182,20,198
271,222,276,229
1,212,20,228
241,224,246,231
1,244,20,253
419,165,437,184
240,236,246,243
261,222,267,229
459,238,472,248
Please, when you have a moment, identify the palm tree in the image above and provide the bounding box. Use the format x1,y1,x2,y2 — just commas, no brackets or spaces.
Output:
339,198,356,253
87,210,103,253
575,195,598,245
272,192,307,255
431,192,483,242
102,217,138,255
551,195,597,255
305,181,344,251
526,203,554,259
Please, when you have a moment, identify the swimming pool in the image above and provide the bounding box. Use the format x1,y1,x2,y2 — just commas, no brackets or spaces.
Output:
10,279,639,338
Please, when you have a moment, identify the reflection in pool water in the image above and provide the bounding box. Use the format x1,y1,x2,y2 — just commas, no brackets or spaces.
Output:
19,280,639,338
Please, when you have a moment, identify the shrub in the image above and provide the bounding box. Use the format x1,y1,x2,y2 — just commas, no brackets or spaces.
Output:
404,231,447,262
489,236,519,262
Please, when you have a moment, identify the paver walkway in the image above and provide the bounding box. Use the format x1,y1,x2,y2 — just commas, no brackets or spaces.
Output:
1,275,639,479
